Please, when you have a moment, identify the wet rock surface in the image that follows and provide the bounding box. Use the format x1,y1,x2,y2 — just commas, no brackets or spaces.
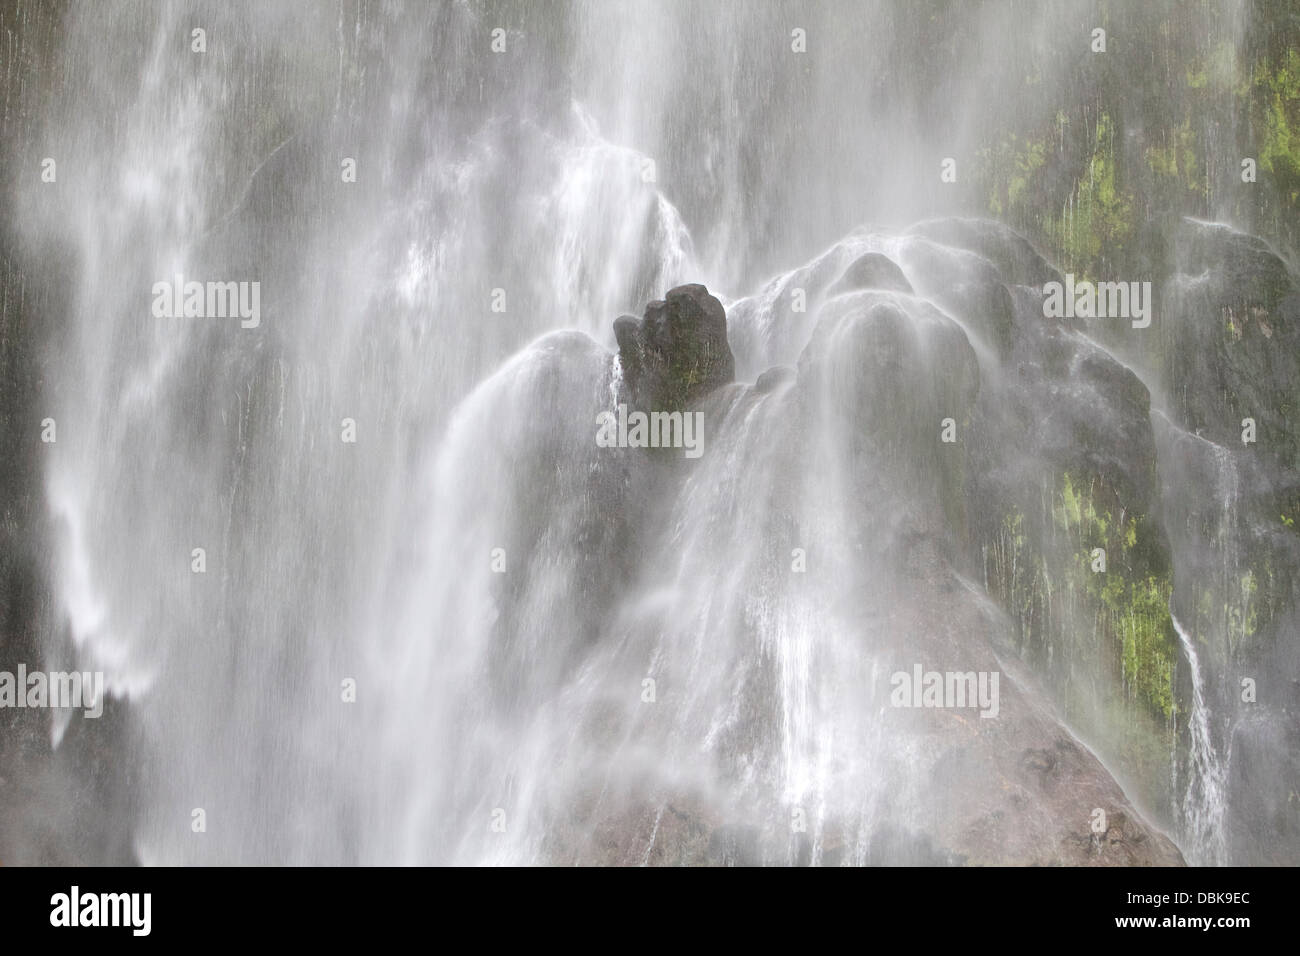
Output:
613,283,735,412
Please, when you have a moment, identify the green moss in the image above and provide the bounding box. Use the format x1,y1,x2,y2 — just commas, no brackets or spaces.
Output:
1228,570,1259,649
979,132,1049,220
1189,566,1265,664
1045,113,1135,278
985,469,1179,723
1144,118,1206,198
965,12,1296,292
1060,472,1083,527
1057,471,1176,719
1117,577,1177,718
1255,48,1300,204
1185,41,1238,93
1055,472,1127,542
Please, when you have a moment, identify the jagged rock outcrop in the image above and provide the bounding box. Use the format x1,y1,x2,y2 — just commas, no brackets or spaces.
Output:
613,283,735,411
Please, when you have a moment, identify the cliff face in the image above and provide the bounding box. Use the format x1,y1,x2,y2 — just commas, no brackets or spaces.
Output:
0,0,134,867
576,266,1192,866
0,0,66,865
716,213,1300,865
463,249,1190,866
548,201,1297,864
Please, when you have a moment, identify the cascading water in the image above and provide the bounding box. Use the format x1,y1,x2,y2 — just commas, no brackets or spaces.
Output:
2,0,1297,868
1170,610,1228,866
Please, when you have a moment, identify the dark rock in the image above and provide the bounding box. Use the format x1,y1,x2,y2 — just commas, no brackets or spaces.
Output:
894,236,1020,358
614,283,735,412
828,251,914,296
1157,218,1300,470
797,295,980,467
754,365,796,392
908,216,1062,288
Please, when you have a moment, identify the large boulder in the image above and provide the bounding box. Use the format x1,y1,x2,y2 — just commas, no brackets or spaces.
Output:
827,251,914,296
613,283,735,411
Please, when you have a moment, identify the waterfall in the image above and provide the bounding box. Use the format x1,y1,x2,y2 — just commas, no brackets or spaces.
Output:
1170,611,1228,866
4,0,1291,868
